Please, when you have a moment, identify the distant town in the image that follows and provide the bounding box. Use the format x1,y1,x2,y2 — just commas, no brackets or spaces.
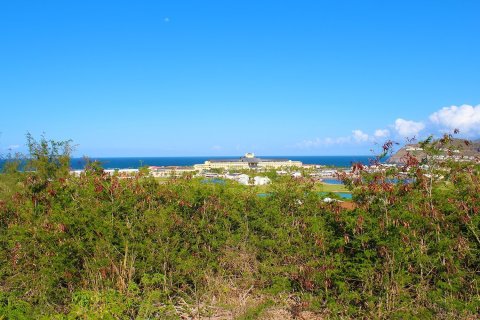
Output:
71,143,480,187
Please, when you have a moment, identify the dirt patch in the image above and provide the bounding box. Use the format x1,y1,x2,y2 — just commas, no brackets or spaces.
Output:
261,308,325,320
339,201,357,210
178,294,326,320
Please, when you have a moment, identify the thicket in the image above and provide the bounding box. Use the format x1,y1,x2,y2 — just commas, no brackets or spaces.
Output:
0,135,478,319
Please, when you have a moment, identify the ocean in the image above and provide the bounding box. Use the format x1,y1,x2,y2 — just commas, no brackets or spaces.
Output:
1,155,375,170
69,156,374,170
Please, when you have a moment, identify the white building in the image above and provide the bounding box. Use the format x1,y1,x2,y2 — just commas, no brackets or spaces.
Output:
291,171,302,178
149,166,196,177
194,153,302,171
253,176,271,186
236,174,250,185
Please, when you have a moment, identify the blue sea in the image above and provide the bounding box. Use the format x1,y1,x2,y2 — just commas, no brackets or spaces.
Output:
1,156,374,170
69,156,373,170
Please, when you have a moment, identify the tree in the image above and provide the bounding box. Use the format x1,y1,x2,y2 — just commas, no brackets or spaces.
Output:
25,133,74,181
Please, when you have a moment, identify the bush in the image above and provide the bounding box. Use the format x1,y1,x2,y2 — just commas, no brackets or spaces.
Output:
0,135,478,318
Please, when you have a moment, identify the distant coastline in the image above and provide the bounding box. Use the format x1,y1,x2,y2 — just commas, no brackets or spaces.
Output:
68,155,374,170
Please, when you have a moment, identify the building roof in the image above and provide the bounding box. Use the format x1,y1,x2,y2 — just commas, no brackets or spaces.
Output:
208,155,290,164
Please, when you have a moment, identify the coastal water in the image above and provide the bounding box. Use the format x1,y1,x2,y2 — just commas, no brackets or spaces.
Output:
68,155,373,170
1,155,374,170
321,178,344,185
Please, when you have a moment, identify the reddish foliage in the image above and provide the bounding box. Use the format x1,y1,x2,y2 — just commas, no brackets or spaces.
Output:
57,223,67,233
352,162,364,173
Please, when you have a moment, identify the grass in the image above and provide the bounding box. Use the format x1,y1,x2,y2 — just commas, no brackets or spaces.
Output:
237,299,275,320
314,182,349,193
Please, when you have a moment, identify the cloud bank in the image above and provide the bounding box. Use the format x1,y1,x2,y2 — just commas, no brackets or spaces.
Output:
297,129,376,148
429,104,480,135
394,118,425,138
296,104,479,150
374,129,390,138
352,130,369,142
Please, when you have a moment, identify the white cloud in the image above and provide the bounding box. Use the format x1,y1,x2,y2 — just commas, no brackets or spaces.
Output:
297,130,370,149
211,145,222,151
374,129,390,138
352,130,369,142
394,118,425,138
297,136,348,148
429,104,480,135
297,103,480,150
300,138,321,148
7,144,20,150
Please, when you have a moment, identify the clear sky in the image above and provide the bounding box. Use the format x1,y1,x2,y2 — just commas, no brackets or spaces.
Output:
1,0,479,156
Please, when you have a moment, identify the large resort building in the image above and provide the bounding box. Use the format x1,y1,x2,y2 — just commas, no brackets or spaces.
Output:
149,166,196,177
193,153,302,171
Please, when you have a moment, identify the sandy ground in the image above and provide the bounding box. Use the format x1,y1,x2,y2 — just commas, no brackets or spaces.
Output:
339,201,357,210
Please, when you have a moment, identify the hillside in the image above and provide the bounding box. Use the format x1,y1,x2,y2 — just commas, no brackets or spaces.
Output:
388,138,480,164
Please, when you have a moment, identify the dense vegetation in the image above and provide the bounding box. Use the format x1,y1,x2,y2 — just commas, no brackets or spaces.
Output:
0,135,479,319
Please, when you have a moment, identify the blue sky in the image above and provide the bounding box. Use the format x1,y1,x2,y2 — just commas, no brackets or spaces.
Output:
1,0,479,156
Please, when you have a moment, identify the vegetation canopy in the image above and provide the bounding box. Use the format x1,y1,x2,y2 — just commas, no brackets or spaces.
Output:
0,134,478,319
